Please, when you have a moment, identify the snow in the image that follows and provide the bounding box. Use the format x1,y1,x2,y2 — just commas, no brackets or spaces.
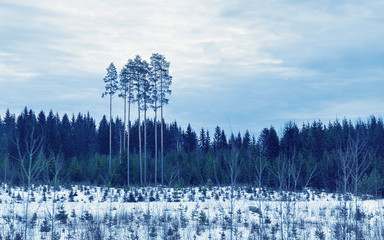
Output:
0,184,383,239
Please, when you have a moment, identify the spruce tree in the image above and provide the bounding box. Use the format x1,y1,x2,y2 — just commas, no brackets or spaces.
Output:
97,115,109,156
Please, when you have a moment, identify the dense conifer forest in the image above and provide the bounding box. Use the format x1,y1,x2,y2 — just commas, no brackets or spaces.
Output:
1,107,383,197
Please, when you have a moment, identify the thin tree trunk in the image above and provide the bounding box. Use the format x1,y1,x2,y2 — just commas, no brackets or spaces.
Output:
24,178,30,240
51,186,55,240
50,153,60,240
161,112,164,186
123,94,126,152
160,75,164,186
138,100,142,185
51,169,57,240
109,94,112,181
24,152,33,240
119,124,122,164
144,107,147,185
154,107,158,186
127,97,131,186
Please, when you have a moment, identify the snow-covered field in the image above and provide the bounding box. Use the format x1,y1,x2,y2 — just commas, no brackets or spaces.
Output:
1,184,383,239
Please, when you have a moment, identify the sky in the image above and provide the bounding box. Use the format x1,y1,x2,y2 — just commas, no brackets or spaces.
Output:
1,0,384,137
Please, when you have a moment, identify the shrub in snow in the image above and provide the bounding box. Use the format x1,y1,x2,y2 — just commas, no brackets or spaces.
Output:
70,209,76,218
68,190,76,202
101,189,109,202
149,225,158,238
16,233,24,240
265,215,272,224
355,207,366,221
80,211,93,222
137,192,144,202
127,192,136,202
30,212,37,228
198,210,208,227
180,210,188,229
40,218,51,233
172,190,181,202
236,209,242,223
55,206,68,224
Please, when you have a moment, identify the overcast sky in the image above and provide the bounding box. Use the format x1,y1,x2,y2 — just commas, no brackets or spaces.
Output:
1,0,383,137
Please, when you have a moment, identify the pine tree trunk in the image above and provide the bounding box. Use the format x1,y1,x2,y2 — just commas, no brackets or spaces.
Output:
138,100,142,185
161,77,164,186
119,124,122,164
161,109,164,186
154,107,158,186
123,94,126,151
127,97,131,186
109,94,112,182
144,107,147,185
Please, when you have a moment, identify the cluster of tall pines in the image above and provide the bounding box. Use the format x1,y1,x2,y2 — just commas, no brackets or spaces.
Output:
102,54,172,186
1,107,383,196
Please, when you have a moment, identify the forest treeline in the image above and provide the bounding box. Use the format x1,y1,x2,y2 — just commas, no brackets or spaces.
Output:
0,108,383,196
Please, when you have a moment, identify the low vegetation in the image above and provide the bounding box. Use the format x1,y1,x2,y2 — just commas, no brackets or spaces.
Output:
0,184,383,240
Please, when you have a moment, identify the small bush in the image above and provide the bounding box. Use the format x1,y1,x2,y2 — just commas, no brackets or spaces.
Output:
40,218,51,233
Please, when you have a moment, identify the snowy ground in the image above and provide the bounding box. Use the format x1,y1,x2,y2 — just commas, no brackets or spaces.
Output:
0,184,383,239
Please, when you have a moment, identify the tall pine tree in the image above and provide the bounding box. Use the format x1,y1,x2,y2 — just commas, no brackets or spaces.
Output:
150,53,172,185
102,62,118,180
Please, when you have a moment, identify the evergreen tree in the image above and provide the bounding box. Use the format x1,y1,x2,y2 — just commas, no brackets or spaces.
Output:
150,53,172,185
205,130,211,153
84,112,97,159
141,63,151,185
234,132,242,149
59,114,74,160
184,124,197,153
243,130,251,150
112,117,124,159
3,109,16,165
45,110,60,156
36,110,46,137
119,59,135,185
213,126,221,152
132,55,148,185
102,62,119,180
280,121,300,159
266,127,280,161
97,115,109,156
150,54,163,185
199,128,206,153
220,130,228,149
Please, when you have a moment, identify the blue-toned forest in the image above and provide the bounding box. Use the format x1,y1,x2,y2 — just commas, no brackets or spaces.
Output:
1,107,383,197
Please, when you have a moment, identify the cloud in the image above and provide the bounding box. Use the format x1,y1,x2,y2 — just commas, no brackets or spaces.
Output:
0,63,38,82
0,0,383,136
0,50,38,82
